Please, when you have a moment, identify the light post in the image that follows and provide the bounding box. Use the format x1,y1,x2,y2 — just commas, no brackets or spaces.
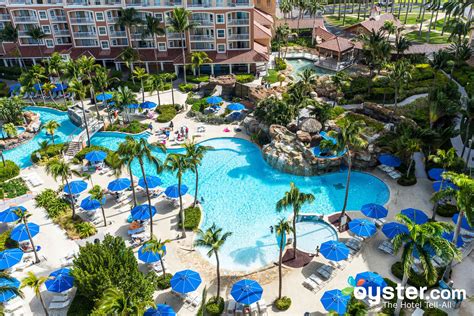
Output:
465,137,473,172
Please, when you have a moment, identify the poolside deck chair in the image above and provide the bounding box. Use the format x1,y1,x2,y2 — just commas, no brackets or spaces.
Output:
257,299,268,315
303,277,319,291
191,295,202,307
235,303,243,316
226,299,236,315
49,299,71,310
52,295,70,303
4,297,22,313
249,303,258,316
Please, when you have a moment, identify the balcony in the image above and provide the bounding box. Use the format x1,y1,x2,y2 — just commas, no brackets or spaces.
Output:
67,0,89,5
187,0,210,7
104,0,122,3
192,19,213,26
228,33,249,40
227,0,249,6
131,32,149,39
18,30,31,37
109,30,126,37
126,0,159,6
12,16,38,23
54,29,70,36
73,31,97,38
190,34,214,41
227,19,249,26
50,15,67,22
0,14,10,21
167,32,184,39
69,17,95,24
164,0,181,5
107,16,119,23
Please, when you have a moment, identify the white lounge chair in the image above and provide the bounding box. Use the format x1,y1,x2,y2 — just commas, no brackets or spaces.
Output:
249,303,258,316
226,299,236,315
257,299,267,315
4,297,23,312
49,299,71,310
52,295,70,303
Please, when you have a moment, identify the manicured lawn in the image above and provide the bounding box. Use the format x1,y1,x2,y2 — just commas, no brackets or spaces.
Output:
433,17,455,32
263,69,279,84
396,13,433,25
325,15,363,27
404,30,451,44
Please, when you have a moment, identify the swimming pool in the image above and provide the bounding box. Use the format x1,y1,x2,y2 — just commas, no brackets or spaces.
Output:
287,58,335,77
89,135,389,271
295,215,338,254
1,126,25,138
2,107,82,168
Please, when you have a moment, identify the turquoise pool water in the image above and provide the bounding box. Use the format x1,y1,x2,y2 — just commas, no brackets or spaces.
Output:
295,216,338,254
92,135,390,271
287,58,335,77
3,107,82,168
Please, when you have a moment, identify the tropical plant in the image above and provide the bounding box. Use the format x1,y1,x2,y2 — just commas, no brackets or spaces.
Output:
394,34,411,58
26,26,46,58
77,55,101,117
191,51,212,77
297,68,317,96
386,59,413,108
45,158,78,218
274,218,293,300
167,7,193,84
132,67,149,103
12,208,40,263
92,287,154,315
194,223,232,299
119,47,140,79
142,15,165,59
279,0,292,23
89,185,107,226
142,238,170,277
183,138,213,207
147,74,165,107
3,123,17,138
276,182,315,259
68,78,91,146
117,8,142,50
41,82,58,105
0,23,23,67
116,140,138,206
392,214,460,315
21,272,48,315
44,52,64,79
115,86,138,123
359,30,391,78
0,97,24,124
309,100,333,128
165,153,190,237
274,23,291,59
254,96,297,126
460,98,474,159
427,86,461,128
307,0,325,43
43,120,60,144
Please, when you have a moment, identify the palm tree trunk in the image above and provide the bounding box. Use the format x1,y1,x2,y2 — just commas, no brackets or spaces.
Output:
141,79,145,102
139,161,154,237
80,99,91,147
404,0,411,24
460,119,471,158
407,154,414,176
292,210,297,260
65,178,76,218
51,132,55,145
39,293,49,316
278,237,283,299
394,86,399,108
24,219,40,263
338,0,342,19
342,0,347,25
129,164,137,206
100,206,107,226
160,256,166,277
441,12,450,35
339,150,352,223
193,166,199,207
215,252,221,298
178,176,186,238
181,33,187,84
395,272,409,315
157,89,161,107
418,1,426,36
426,9,435,41
443,209,464,281
357,0,362,19
398,0,403,18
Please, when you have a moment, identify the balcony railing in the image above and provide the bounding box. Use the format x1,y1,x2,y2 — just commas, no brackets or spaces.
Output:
18,30,31,36
50,15,67,22
69,17,95,24
167,32,184,39
54,29,70,36
187,1,211,7
107,16,119,23
67,0,89,5
227,0,249,6
0,14,10,20
12,16,38,23
109,30,126,37
191,19,213,26
73,31,97,38
228,33,249,40
131,32,149,39
227,19,249,25
164,0,181,5
190,35,214,41
104,0,122,4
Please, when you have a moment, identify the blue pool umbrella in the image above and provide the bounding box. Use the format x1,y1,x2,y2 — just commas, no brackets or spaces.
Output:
171,270,202,293
348,219,376,237
107,101,116,106
442,232,464,248
138,244,166,263
53,83,68,92
355,272,387,296
320,289,350,315
0,277,20,302
80,196,105,211
138,176,163,189
227,103,245,111
320,240,350,262
63,180,87,195
382,222,409,239
0,206,26,223
85,150,107,162
127,103,139,109
361,203,388,219
96,93,113,101
428,168,445,181
8,83,21,93
140,101,157,109
432,181,458,192
107,178,131,192
0,249,23,270
11,223,40,242
45,268,74,293
400,208,428,225
231,279,263,305
165,184,188,198
131,204,156,221
206,96,223,104
33,83,42,91
452,213,473,231
144,305,176,316
378,154,401,167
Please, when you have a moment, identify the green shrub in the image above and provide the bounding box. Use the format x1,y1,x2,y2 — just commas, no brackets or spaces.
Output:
0,229,18,251
31,143,68,163
187,97,209,113
346,295,368,315
105,120,148,134
397,175,417,186
391,261,442,288
67,295,93,316
74,145,115,166
35,189,70,219
0,160,20,181
264,69,279,84
274,296,292,311
275,57,287,71
235,74,255,83
179,207,201,230
205,297,224,316
0,65,22,80
436,204,458,217
156,104,177,123
34,101,70,111
156,272,173,290
0,178,29,199
188,75,210,83
179,83,194,92
75,222,97,238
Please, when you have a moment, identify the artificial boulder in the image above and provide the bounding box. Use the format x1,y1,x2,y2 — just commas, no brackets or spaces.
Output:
299,118,322,134
296,130,311,143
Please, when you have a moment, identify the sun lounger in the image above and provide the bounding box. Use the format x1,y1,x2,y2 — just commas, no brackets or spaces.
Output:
52,295,70,303
235,303,243,316
49,299,71,310
249,302,258,316
226,299,236,315
303,277,319,291
257,299,267,315
191,295,202,307
4,297,22,312
128,226,145,235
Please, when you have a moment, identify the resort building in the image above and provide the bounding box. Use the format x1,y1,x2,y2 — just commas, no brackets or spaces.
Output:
0,0,273,75
345,11,402,35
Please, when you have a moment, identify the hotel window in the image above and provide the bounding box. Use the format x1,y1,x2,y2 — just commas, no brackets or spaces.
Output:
217,44,225,53
216,14,224,24
158,42,166,51
101,40,109,49
96,12,104,21
155,13,163,23
38,11,47,20
98,26,107,35
217,29,225,38
42,25,51,34
45,39,54,48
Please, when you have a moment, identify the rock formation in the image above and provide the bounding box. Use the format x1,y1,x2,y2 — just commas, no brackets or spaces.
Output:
0,111,41,150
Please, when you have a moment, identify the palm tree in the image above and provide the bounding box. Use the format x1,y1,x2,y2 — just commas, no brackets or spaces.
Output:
43,120,60,144
194,223,232,299
276,182,315,260
117,138,139,206
279,0,292,23
183,138,213,207
163,73,175,106
117,8,142,50
386,59,413,108
307,0,324,43
359,30,391,79
165,153,190,238
167,7,193,84
147,74,165,107
0,23,24,68
45,52,64,79
394,34,411,58
21,272,48,316
26,26,46,59
68,79,91,146
297,68,317,96
45,158,78,218
89,185,107,227
13,209,40,264
142,238,170,277
426,0,441,42
191,51,212,77
332,118,367,224
460,98,474,159
132,67,149,103
142,15,165,60
115,86,138,123
42,82,58,105
94,287,154,315
77,55,100,116
0,272,23,308
275,218,293,300
28,65,47,103
392,214,460,315
119,47,140,80
134,137,165,237
3,123,17,138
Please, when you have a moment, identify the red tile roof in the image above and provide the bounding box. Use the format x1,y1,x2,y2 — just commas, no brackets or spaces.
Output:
254,21,272,39
275,17,325,30
313,26,336,42
316,36,354,53
2,44,72,58
346,13,403,33
254,8,273,25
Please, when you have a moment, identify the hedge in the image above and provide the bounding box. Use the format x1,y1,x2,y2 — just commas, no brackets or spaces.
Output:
205,297,224,316
179,206,201,230
274,296,292,311
105,120,148,134
235,74,255,83
0,178,29,199
74,145,115,166
179,83,194,92
391,261,443,288
188,75,210,83
0,160,20,181
436,204,458,217
156,104,177,123
156,273,173,290
31,143,68,163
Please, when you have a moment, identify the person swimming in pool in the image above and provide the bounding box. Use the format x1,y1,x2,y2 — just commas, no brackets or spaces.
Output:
269,226,274,234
